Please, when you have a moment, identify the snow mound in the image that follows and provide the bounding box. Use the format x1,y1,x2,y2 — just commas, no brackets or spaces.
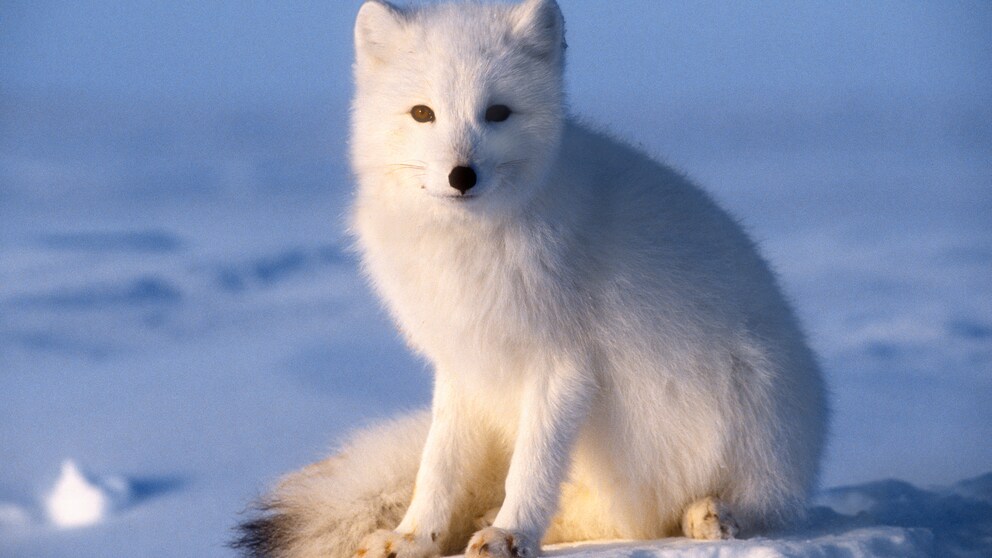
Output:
542,527,932,558
811,474,992,557
952,472,992,504
44,460,132,529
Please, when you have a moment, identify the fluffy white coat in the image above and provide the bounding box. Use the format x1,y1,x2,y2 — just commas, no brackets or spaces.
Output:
233,1,828,557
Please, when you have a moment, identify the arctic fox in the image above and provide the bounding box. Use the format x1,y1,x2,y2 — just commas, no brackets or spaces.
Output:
234,1,828,557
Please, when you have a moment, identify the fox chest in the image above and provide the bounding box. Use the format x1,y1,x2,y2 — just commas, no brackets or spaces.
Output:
363,230,568,369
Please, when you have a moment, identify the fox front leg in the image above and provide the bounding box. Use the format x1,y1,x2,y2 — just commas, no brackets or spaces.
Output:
356,378,471,558
466,357,595,558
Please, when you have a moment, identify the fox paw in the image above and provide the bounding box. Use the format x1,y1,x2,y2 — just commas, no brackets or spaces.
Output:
355,529,441,558
465,527,534,558
681,496,739,540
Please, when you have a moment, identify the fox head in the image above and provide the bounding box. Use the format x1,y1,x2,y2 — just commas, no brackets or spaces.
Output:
350,0,566,218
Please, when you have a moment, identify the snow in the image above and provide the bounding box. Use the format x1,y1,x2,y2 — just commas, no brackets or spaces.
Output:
1,1,989,557
0,503,31,531
543,529,934,558
44,460,131,529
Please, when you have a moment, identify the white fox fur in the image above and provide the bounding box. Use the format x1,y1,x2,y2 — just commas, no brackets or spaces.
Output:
233,1,828,557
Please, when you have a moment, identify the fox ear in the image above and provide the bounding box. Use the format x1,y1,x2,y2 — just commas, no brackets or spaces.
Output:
511,0,565,63
355,0,406,66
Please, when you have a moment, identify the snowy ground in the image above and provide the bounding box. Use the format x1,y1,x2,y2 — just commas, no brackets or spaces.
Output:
1,1,990,557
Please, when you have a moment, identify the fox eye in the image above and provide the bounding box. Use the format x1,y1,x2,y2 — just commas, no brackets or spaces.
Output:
485,104,512,123
411,105,435,123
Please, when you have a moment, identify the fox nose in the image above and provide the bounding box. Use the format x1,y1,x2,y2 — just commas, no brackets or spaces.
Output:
448,165,477,194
